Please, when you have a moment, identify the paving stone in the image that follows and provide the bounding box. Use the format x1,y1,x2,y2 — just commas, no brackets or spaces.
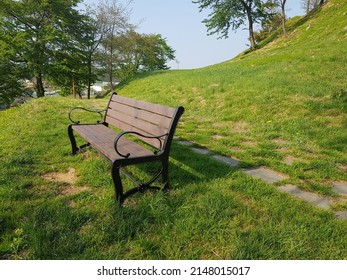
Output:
212,155,240,167
332,181,347,196
335,211,347,220
177,140,194,146
243,167,287,184
278,185,331,210
191,148,210,155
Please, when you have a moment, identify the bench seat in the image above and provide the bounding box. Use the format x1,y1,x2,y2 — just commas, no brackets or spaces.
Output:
72,124,155,162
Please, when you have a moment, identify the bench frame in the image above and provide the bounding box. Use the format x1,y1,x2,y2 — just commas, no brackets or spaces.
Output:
67,93,184,205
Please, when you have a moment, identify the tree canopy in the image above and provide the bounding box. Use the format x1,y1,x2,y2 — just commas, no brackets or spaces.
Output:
0,0,85,98
105,30,175,81
193,0,285,50
0,0,175,105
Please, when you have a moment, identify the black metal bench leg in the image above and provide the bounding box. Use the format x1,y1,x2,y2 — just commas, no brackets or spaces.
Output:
162,159,170,190
68,125,79,155
111,163,124,205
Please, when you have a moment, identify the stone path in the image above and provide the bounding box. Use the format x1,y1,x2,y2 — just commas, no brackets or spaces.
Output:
277,185,331,210
177,140,347,221
212,155,241,167
243,167,287,184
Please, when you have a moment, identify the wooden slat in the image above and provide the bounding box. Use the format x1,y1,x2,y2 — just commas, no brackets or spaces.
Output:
104,114,166,150
111,95,176,118
106,109,167,136
105,95,175,149
108,101,172,129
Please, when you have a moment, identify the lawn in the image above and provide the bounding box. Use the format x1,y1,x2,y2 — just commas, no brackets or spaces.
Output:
0,0,347,259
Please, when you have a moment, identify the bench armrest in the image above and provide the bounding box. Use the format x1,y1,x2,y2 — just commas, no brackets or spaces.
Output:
114,131,168,158
68,107,106,124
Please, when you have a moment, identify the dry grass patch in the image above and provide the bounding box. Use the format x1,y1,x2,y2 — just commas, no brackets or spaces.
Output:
271,138,289,145
41,168,77,184
241,141,257,147
230,121,251,133
283,155,307,166
338,164,347,173
41,167,91,197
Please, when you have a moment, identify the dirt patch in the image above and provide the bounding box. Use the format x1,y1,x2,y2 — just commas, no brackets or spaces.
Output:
338,164,347,173
283,155,307,166
276,147,292,153
41,168,77,184
231,121,251,133
212,135,225,140
209,83,219,88
230,146,245,153
271,138,289,145
241,141,257,147
302,152,322,159
61,185,90,196
191,87,198,93
41,168,91,197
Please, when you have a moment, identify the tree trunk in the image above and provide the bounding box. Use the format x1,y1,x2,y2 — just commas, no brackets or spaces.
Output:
247,10,256,50
109,44,114,90
306,0,311,14
281,0,287,35
72,76,76,98
87,56,92,99
36,73,45,97
87,79,91,99
241,1,256,50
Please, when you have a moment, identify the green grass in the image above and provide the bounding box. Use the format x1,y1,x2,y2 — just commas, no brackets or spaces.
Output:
118,0,347,195
1,0,347,259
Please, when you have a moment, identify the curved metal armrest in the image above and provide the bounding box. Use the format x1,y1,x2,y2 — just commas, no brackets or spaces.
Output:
114,131,168,158
68,107,106,124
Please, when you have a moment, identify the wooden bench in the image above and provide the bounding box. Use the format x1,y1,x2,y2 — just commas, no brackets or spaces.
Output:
67,93,184,205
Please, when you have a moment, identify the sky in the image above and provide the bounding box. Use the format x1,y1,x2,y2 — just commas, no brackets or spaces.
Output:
84,0,305,69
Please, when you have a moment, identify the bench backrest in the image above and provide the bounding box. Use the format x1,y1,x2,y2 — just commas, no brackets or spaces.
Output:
105,94,184,153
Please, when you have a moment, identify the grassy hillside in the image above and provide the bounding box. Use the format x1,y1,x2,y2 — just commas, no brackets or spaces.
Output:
0,0,346,259
118,0,347,195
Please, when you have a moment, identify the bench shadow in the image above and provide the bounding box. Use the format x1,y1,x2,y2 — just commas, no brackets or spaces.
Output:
98,142,238,254
118,142,236,203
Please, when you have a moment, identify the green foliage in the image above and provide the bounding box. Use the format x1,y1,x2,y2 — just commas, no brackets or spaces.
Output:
138,34,175,71
107,31,175,81
254,0,285,44
0,42,32,107
193,0,274,50
0,0,92,98
0,0,175,102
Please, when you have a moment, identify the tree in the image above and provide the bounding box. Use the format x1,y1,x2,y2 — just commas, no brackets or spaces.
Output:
278,0,287,35
138,34,176,71
254,0,287,43
254,12,280,44
303,0,325,14
109,30,175,81
0,0,84,97
95,0,133,90
0,40,32,107
58,11,101,99
193,0,272,50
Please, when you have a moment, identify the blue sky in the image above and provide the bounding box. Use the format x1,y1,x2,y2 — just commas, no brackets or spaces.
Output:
84,0,305,69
